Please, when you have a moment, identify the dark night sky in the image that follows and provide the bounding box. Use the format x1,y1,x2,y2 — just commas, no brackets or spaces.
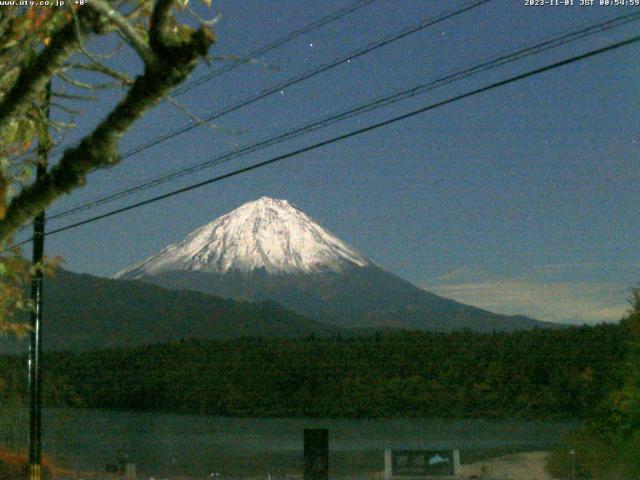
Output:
27,0,640,324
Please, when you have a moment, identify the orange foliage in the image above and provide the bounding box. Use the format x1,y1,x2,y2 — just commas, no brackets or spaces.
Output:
0,449,117,480
0,449,53,480
0,250,61,336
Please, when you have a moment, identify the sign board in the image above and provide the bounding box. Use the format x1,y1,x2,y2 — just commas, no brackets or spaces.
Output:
384,450,460,479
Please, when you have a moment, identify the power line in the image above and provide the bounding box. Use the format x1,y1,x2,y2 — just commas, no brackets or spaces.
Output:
45,11,640,222
18,0,493,229
171,0,378,97
12,0,492,236
7,0,378,165
39,0,492,222
25,0,490,166
16,33,640,246
105,0,494,161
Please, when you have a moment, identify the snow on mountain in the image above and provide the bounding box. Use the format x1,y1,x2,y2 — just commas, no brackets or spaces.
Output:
115,197,370,278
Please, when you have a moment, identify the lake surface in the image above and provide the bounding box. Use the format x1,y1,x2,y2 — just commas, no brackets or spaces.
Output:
5,408,577,478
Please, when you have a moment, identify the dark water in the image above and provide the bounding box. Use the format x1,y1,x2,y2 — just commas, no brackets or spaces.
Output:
5,408,577,478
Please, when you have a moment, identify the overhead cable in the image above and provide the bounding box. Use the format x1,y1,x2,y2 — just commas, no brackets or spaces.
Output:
15,32,640,246
45,10,640,222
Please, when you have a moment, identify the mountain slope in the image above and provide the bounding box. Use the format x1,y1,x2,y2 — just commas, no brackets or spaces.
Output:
1,268,337,353
117,197,553,332
140,265,550,332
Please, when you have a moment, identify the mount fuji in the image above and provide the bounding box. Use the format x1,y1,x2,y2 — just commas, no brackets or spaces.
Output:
116,197,552,332
116,197,369,277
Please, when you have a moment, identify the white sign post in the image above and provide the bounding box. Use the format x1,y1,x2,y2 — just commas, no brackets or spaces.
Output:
384,449,460,480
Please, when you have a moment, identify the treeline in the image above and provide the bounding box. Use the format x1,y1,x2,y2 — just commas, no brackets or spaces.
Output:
547,294,640,479
0,325,626,419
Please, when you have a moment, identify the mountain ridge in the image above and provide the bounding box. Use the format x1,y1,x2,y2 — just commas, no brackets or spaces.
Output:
139,264,552,332
0,268,338,353
117,197,554,332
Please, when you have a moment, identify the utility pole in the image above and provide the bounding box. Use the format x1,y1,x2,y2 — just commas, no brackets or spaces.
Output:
28,81,50,480
304,429,329,480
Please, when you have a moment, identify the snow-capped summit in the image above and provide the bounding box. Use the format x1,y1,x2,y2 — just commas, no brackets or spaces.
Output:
115,197,370,278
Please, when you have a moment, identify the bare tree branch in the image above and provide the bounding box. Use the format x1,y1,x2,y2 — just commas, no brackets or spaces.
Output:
0,10,89,133
0,1,215,242
69,62,134,85
149,0,175,53
165,95,243,135
50,102,82,115
58,72,123,90
185,5,221,27
89,0,157,66
52,91,99,102
71,5,105,66
124,3,148,20
49,119,77,132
